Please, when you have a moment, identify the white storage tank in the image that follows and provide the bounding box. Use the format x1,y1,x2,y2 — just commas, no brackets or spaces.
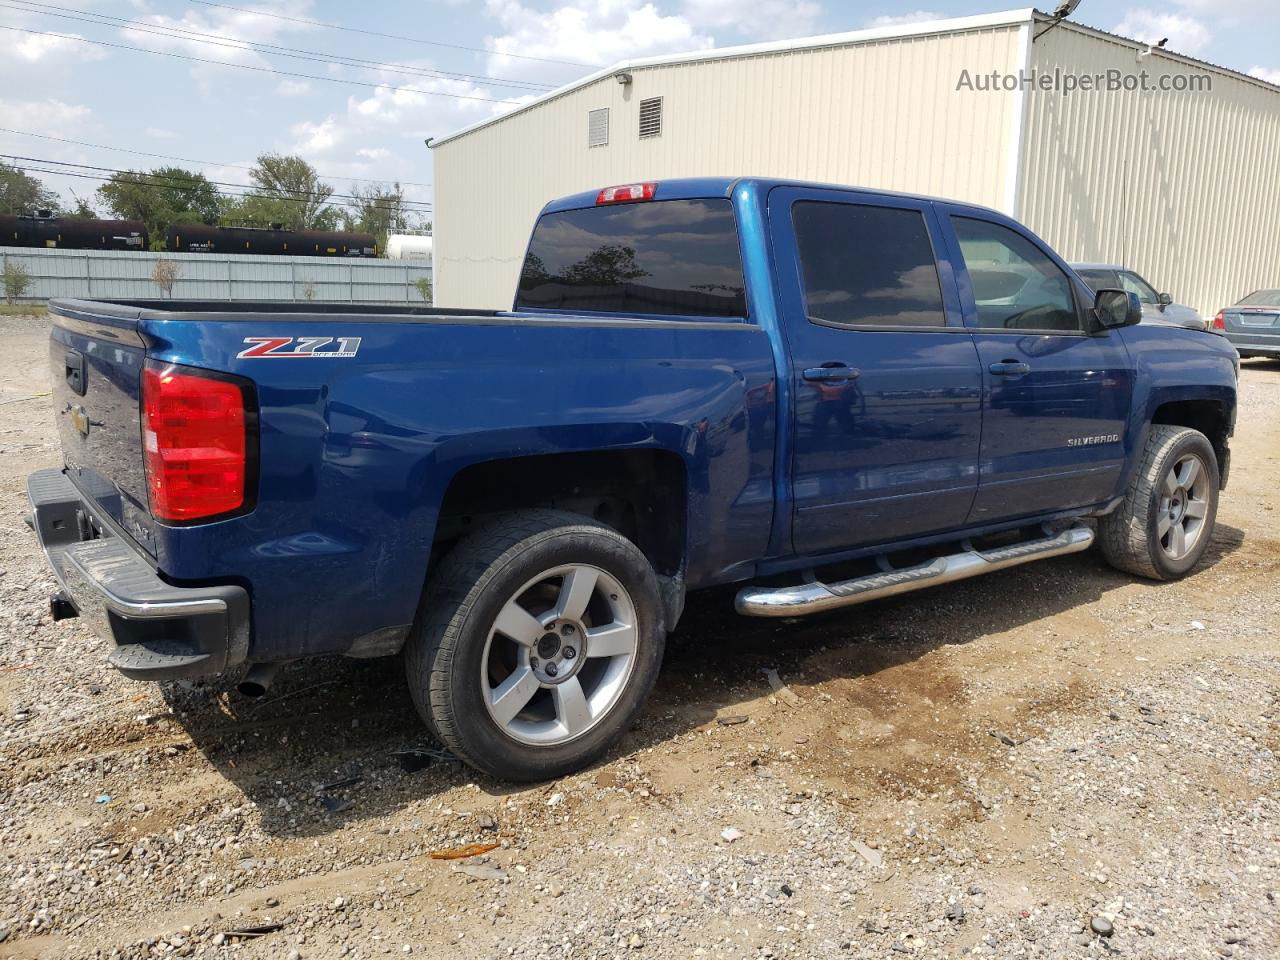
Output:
386,233,433,261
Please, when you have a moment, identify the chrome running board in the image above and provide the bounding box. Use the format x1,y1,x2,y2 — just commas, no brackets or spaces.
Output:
735,525,1094,617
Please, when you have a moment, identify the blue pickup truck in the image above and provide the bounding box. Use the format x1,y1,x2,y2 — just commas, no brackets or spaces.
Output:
28,178,1238,780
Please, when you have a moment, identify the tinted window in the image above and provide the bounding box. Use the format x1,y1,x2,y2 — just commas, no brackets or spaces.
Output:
1076,268,1121,292
951,217,1079,332
1239,289,1280,306
516,198,746,318
1118,271,1159,304
792,201,946,328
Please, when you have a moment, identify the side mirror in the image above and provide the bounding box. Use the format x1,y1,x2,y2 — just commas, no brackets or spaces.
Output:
1157,292,1174,308
1094,289,1142,330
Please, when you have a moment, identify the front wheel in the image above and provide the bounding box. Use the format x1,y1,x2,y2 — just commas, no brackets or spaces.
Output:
1099,425,1220,580
405,510,665,781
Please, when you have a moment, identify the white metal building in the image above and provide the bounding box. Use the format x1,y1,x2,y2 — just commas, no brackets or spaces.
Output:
430,8,1280,317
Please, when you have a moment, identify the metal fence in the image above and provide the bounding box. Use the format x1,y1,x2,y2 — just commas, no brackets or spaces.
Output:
1,246,433,304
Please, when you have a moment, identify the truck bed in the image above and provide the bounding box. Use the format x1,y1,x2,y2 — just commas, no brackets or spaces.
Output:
46,296,778,663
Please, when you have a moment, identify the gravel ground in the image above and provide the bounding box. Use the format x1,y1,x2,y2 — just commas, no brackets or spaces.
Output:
1,312,1277,960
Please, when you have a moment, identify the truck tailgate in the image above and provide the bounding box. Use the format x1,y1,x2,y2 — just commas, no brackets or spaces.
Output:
48,302,156,556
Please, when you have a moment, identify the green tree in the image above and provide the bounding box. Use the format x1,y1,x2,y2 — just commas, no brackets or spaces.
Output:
231,153,337,231
150,259,180,298
0,161,59,216
340,181,418,254
96,167,220,251
3,262,32,305
62,193,98,220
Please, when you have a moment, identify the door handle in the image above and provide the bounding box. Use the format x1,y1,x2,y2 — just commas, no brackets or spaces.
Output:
65,350,86,396
803,364,860,382
988,360,1030,377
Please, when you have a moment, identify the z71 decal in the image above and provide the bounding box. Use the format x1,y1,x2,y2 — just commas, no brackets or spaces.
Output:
237,336,362,359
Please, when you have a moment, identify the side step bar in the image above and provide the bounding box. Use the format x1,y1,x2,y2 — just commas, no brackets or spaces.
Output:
735,525,1094,617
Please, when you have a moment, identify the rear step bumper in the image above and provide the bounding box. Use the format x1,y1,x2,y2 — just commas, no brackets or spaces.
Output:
26,468,249,681
735,525,1094,617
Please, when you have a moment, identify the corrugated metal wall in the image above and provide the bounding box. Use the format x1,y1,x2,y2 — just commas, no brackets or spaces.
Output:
0,247,433,304
433,25,1025,308
1019,24,1280,316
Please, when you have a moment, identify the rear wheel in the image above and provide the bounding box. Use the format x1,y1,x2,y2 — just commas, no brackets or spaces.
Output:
1099,425,1219,580
405,510,665,781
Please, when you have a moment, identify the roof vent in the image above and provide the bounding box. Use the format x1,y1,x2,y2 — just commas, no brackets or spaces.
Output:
638,97,662,139
588,107,609,147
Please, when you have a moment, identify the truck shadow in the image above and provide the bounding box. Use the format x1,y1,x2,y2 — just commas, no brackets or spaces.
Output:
159,521,1245,839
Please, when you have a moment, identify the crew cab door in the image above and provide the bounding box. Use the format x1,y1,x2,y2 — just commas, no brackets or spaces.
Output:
935,206,1134,523
768,187,983,555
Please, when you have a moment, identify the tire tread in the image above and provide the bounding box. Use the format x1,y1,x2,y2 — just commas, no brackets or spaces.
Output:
405,510,658,779
1098,424,1212,580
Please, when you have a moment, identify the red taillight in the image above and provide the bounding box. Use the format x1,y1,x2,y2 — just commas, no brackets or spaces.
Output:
142,363,252,523
596,182,656,205
1212,310,1225,330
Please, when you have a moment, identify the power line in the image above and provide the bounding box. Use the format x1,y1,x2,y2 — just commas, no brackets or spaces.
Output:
0,127,433,189
2,155,433,208
186,0,594,69
0,23,525,104
5,162,426,214
3,0,557,93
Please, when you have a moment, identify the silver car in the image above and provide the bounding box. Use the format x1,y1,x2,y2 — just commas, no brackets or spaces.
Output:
1215,289,1280,360
1072,263,1205,330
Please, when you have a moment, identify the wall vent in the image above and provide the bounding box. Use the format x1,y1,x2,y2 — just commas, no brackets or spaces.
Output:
638,97,662,139
588,107,609,147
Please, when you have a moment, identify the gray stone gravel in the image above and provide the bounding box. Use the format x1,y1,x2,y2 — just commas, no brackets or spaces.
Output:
0,316,1277,959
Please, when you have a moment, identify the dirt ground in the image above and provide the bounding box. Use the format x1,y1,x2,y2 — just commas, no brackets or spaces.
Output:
0,312,1276,960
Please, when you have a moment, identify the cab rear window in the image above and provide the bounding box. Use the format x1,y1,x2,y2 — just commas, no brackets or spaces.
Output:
516,198,747,318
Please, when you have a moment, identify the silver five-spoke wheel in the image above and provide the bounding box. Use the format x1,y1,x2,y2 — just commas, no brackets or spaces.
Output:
1158,453,1209,560
481,564,637,746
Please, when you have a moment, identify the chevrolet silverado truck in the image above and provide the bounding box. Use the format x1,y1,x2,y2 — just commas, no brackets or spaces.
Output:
27,178,1238,781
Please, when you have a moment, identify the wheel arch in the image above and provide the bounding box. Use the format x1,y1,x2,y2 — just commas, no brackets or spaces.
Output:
1147,394,1233,488
423,444,690,629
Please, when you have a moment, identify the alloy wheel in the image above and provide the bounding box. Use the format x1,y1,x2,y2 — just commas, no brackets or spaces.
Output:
480,564,638,746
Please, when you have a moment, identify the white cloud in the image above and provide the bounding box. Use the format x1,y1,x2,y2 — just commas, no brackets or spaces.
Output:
284,58,492,193
12,32,106,63
117,0,319,71
484,0,715,84
1114,10,1212,55
275,79,312,96
1248,66,1280,85
0,98,91,131
683,0,820,38
864,10,942,28
145,127,176,140
290,116,344,155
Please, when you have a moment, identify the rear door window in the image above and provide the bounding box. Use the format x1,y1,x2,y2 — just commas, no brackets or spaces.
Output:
516,198,746,318
791,201,946,328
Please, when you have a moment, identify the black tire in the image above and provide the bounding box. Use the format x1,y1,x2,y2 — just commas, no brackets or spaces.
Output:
1099,425,1219,580
404,509,665,782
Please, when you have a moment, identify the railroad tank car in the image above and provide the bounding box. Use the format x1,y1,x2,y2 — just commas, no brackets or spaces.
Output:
167,224,378,257
0,213,148,250
386,233,432,261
